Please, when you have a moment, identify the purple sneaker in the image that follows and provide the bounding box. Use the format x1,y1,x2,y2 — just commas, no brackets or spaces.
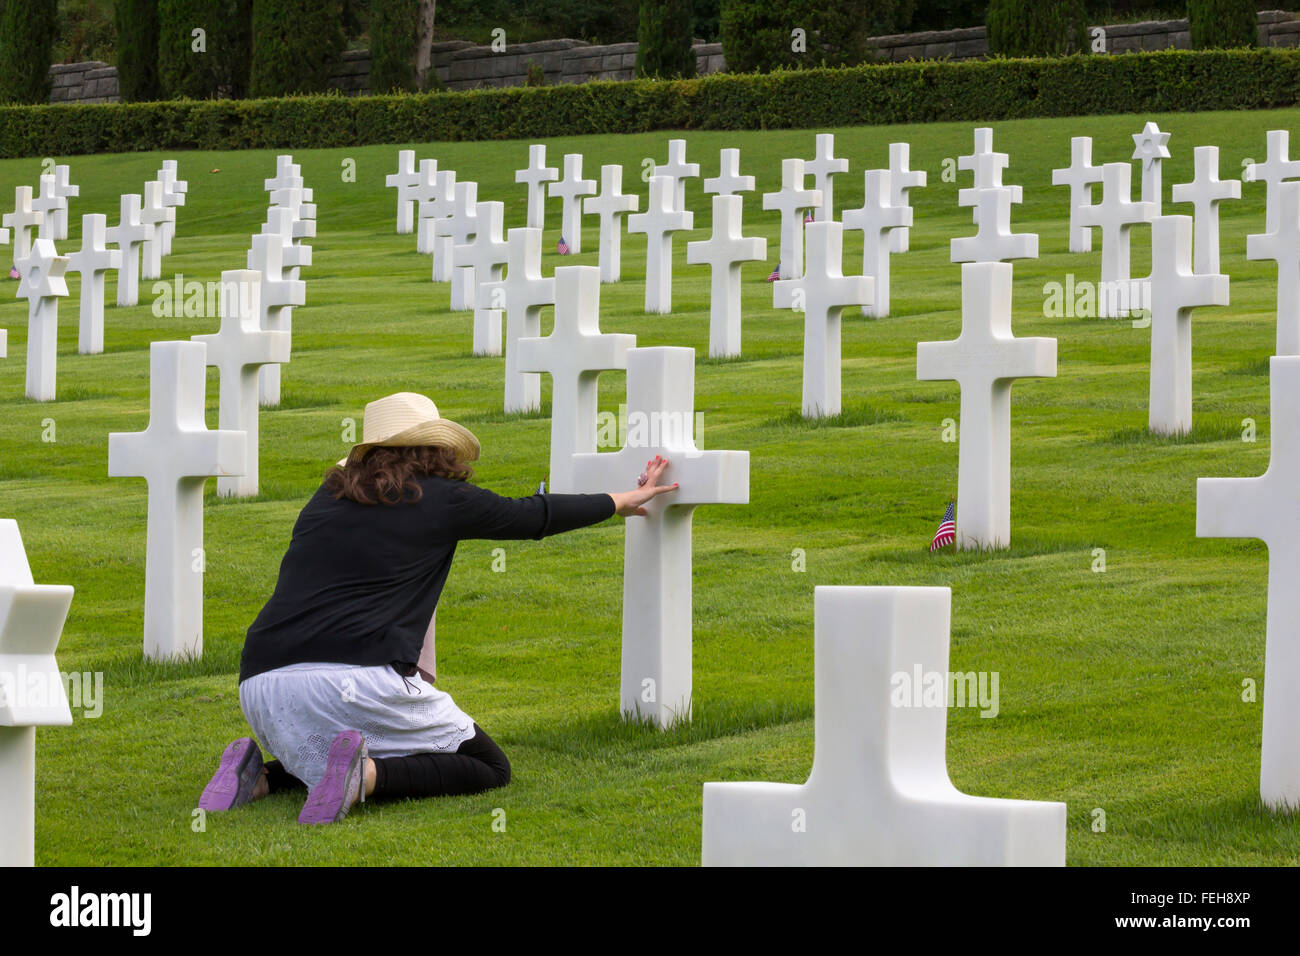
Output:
198,737,264,811
298,730,368,825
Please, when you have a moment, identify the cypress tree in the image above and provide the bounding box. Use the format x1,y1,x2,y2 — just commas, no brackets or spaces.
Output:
636,0,696,79
159,1,254,99
249,0,348,97
1188,0,1258,50
369,0,418,94
0,0,59,104
114,0,162,101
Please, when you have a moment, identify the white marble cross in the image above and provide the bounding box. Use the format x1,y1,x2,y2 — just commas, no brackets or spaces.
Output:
452,201,509,355
16,238,69,402
515,265,634,492
411,159,441,255
703,148,755,197
157,160,187,257
66,214,121,355
1198,354,1300,810
263,206,313,279
1077,162,1155,318
888,142,927,253
655,138,700,212
3,186,43,262
1246,130,1300,235
193,270,290,497
951,187,1038,264
108,341,246,660
570,346,749,727
105,193,154,308
0,519,74,868
423,169,458,282
702,585,1066,865
386,149,421,234
686,194,766,358
50,165,79,242
775,221,872,418
548,154,596,254
762,159,821,280
265,154,303,193
1051,136,1103,253
917,262,1057,550
268,185,315,230
627,175,694,313
31,175,60,242
842,169,910,318
1170,145,1239,276
584,164,638,283
248,233,306,407
1145,216,1229,435
139,180,168,281
958,127,1009,192
438,181,479,311
480,227,555,413
516,144,559,230
1247,180,1300,356
805,133,848,221
1132,120,1171,213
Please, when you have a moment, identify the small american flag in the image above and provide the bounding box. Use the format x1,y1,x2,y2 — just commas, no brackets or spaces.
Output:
804,210,814,223
766,265,780,282
557,236,570,255
930,499,956,552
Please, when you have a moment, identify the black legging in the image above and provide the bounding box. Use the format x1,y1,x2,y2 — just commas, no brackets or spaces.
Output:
264,723,511,800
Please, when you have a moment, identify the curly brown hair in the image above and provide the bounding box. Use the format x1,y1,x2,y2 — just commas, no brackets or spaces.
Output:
324,445,474,505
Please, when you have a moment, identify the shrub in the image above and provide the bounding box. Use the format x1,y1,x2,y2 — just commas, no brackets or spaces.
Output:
159,1,254,99
987,0,1088,57
637,0,696,79
5,48,1300,157
1187,0,1258,50
0,0,59,104
249,0,348,97
720,0,910,74
369,0,419,94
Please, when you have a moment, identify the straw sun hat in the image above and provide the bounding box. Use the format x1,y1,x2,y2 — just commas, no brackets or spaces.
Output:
337,392,481,467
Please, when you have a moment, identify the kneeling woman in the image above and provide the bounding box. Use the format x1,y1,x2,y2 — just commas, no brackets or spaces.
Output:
199,392,676,824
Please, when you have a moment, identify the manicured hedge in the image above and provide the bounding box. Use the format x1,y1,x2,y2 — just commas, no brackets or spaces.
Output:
3,47,1300,158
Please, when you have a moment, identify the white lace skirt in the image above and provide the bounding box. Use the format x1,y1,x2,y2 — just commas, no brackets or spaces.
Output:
239,662,477,790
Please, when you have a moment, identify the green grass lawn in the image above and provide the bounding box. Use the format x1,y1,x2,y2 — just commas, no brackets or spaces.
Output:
5,106,1299,866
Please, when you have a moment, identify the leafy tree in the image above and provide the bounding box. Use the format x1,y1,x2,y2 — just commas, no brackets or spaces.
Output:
158,0,254,99
720,0,906,73
369,0,418,93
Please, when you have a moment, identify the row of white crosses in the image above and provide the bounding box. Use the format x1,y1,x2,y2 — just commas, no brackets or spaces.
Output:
513,265,748,726
2,162,190,403
919,127,1055,551
1055,123,1241,435
257,154,314,408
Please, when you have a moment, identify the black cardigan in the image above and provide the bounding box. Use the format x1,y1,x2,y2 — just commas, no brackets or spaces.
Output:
238,476,616,682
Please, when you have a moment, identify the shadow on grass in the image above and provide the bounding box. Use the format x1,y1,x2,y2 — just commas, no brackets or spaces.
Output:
1097,419,1248,446
878,536,1097,565
269,392,338,410
1225,358,1270,377
525,696,814,758
458,403,552,425
94,641,242,689
763,403,907,429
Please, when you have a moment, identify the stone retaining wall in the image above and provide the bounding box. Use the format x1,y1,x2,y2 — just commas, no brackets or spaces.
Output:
44,11,1300,104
